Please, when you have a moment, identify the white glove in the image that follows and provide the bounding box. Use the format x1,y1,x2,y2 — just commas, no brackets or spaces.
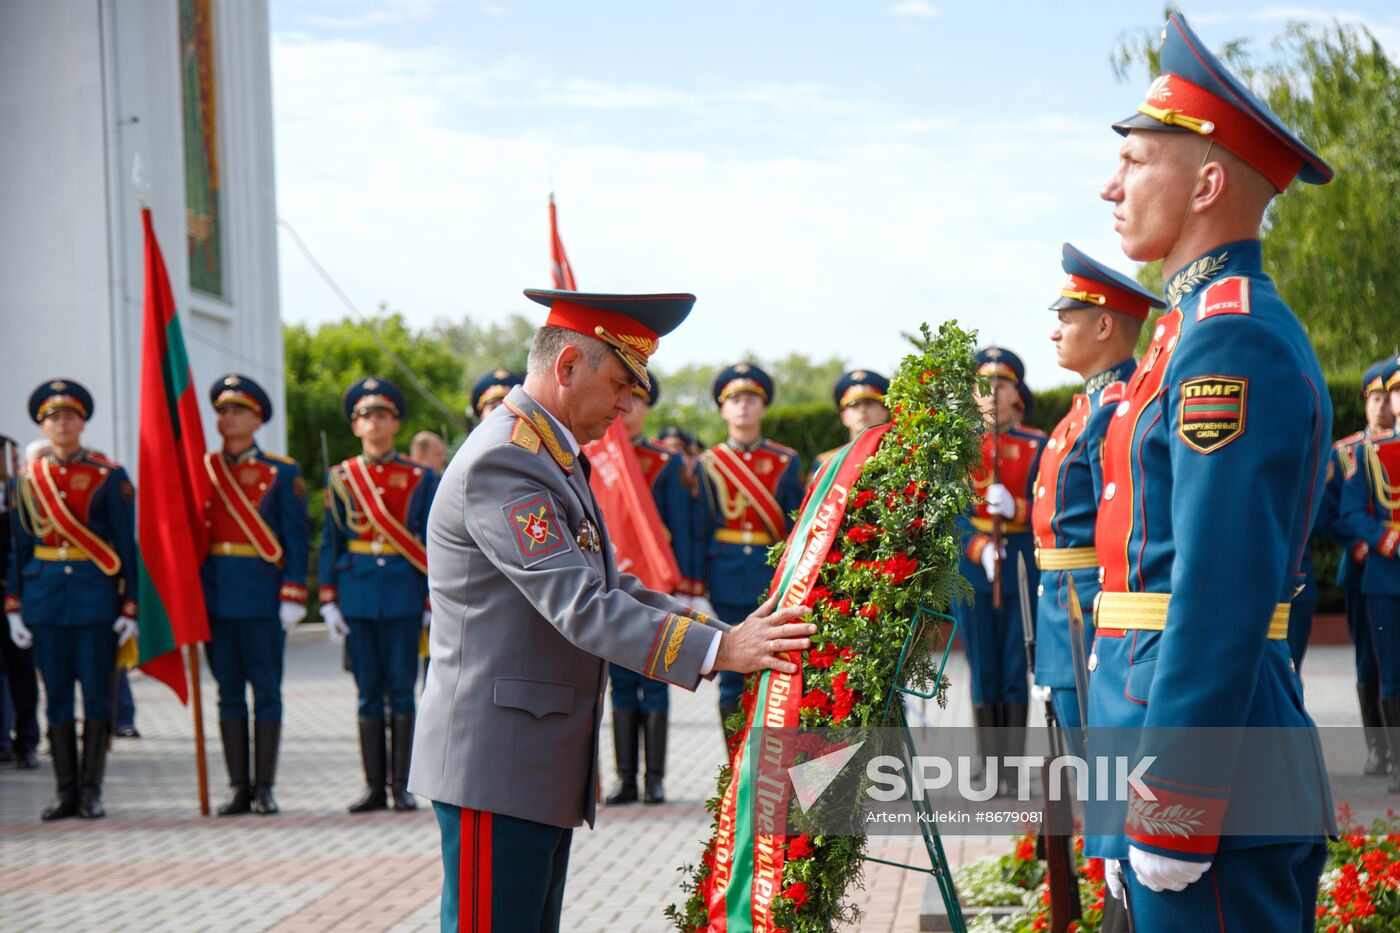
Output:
979,541,1006,583
422,609,432,629
279,601,307,631
7,613,33,650
321,602,349,643
113,615,138,646
1031,684,1053,704
1129,847,1211,893
1104,859,1124,902
984,483,1016,519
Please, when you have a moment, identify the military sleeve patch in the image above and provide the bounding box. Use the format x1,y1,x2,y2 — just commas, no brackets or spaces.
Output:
503,493,569,565
293,476,308,500
120,481,135,503
1178,376,1247,454
1197,277,1251,321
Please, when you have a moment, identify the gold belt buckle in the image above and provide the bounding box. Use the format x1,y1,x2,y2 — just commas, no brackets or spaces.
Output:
58,544,69,560
371,537,385,555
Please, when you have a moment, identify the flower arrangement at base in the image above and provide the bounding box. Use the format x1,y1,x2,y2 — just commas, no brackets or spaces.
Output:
1314,804,1400,932
666,322,983,932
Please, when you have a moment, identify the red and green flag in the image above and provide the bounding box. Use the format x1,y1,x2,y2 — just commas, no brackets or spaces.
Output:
136,206,211,702
549,192,578,290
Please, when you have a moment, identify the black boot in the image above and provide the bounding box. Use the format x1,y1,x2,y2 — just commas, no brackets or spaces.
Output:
78,721,111,819
348,718,388,812
389,715,417,812
719,702,741,750
40,723,79,821
971,705,997,789
1380,699,1400,794
217,718,252,816
643,710,668,804
606,707,640,805
1001,704,1029,798
252,721,281,815
1361,683,1390,776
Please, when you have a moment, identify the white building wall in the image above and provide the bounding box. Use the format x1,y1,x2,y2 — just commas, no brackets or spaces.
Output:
0,0,284,467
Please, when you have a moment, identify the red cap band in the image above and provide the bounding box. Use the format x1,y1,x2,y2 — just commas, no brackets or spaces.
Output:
1061,274,1154,320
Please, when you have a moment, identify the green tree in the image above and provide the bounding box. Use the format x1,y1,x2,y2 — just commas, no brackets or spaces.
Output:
1114,13,1400,372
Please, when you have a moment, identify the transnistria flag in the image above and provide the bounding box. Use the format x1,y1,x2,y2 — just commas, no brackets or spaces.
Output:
583,420,680,593
549,193,578,290
136,207,211,702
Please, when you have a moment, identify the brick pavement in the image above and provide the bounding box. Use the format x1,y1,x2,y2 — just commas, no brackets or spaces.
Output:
0,630,1373,932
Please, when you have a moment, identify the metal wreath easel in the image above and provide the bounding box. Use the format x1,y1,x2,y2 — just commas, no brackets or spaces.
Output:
857,604,968,933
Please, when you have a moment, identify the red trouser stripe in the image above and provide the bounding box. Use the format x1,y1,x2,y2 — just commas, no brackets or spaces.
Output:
460,808,493,932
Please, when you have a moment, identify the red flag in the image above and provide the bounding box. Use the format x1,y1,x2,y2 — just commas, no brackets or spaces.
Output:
583,420,680,592
136,207,212,702
549,193,578,290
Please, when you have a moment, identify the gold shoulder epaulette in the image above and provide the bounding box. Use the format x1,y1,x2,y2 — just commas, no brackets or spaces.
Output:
264,452,296,465
510,418,542,454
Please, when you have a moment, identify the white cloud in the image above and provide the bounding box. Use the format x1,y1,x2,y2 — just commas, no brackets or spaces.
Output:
270,33,1131,389
889,1,941,20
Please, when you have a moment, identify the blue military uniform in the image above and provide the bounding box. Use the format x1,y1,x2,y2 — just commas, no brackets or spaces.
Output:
701,363,803,732
470,369,524,420
202,374,311,815
809,370,890,485
321,377,439,813
954,348,1044,790
1090,16,1335,926
1031,245,1160,749
1338,360,1400,792
606,372,704,805
6,380,136,820
1314,360,1389,776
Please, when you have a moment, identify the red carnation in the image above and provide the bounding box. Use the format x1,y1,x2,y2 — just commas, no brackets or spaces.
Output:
1016,838,1036,862
846,524,878,544
883,551,919,585
782,882,810,909
909,518,926,533
787,834,815,859
807,643,838,669
831,671,858,723
859,604,881,619
826,550,843,564
840,646,855,660
852,489,876,509
810,585,831,605
799,689,832,714
828,598,853,616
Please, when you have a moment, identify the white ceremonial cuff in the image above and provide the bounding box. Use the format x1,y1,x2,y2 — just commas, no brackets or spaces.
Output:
700,630,722,676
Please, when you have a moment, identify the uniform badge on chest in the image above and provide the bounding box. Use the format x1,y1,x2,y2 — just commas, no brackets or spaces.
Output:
576,519,602,552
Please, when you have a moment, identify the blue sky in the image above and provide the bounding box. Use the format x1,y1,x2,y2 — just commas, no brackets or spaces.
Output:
269,1,1399,388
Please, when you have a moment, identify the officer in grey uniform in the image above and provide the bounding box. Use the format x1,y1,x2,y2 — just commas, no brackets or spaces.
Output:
409,289,816,933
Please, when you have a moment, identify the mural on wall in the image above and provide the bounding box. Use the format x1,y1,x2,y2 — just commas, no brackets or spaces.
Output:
180,0,223,297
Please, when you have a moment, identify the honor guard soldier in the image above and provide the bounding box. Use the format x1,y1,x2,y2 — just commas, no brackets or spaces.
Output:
5,380,138,820
1339,358,1400,793
471,369,524,421
202,375,311,816
955,348,1045,791
1032,245,1160,753
809,370,891,485
1090,13,1335,923
320,377,438,813
701,363,804,737
1317,360,1392,776
0,434,40,770
409,290,813,932
605,371,707,806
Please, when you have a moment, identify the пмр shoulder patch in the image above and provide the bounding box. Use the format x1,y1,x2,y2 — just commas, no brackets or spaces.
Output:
1178,375,1248,454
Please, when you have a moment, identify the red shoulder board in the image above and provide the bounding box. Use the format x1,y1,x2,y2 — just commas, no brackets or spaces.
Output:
1197,276,1252,321
1100,381,1127,405
1334,430,1365,452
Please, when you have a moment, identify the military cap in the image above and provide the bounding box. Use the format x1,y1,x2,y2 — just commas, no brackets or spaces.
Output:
1383,356,1400,394
975,347,1024,385
471,369,524,416
29,379,93,424
1053,243,1166,320
833,370,889,410
210,373,273,422
523,290,695,391
658,425,695,449
713,362,774,406
342,376,406,421
630,369,660,407
1113,13,1332,190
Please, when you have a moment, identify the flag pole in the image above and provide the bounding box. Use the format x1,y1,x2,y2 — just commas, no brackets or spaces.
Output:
187,644,210,815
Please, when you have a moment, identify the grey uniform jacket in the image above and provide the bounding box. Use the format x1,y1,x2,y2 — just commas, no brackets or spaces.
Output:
409,387,726,828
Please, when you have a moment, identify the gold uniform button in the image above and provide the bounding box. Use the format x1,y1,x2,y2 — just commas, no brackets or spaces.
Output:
376,558,387,567
64,566,73,575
